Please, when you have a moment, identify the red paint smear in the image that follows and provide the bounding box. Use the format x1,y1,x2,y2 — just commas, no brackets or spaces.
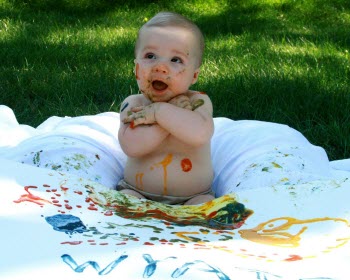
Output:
13,186,51,206
52,200,60,203
100,243,109,246
116,242,127,245
88,205,98,211
61,186,69,193
76,205,82,208
181,158,192,172
51,189,57,192
53,203,62,207
144,242,154,246
46,190,51,192
199,91,207,95
104,210,113,216
130,121,135,129
74,191,83,195
61,241,83,245
65,204,73,210
285,255,303,262
43,184,51,188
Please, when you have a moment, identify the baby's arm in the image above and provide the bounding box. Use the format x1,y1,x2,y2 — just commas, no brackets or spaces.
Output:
156,91,214,147
118,95,169,157
124,92,213,147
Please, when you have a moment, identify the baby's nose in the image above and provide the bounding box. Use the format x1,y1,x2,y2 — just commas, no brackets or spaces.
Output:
152,62,168,74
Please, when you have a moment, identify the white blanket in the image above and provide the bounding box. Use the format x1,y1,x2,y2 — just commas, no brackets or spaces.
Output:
1,104,349,279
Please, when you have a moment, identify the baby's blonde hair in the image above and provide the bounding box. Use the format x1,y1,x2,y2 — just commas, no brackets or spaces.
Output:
135,11,205,67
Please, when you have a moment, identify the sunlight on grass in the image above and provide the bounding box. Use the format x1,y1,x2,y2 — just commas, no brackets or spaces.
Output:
46,26,136,46
181,0,228,16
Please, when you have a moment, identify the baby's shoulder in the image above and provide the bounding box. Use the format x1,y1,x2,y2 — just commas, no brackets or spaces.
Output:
123,94,150,106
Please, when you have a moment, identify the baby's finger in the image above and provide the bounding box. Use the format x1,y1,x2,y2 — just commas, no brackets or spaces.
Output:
122,114,135,123
131,106,144,112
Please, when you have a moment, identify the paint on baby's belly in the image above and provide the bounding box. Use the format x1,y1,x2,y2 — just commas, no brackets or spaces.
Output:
135,172,144,190
150,154,173,195
181,158,192,172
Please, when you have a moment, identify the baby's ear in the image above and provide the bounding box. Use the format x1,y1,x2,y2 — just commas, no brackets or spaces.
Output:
191,68,200,84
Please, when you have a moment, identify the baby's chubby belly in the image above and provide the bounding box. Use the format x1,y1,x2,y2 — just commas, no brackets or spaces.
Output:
124,152,213,197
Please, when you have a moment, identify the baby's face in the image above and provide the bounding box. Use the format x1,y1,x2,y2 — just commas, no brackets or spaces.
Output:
134,26,200,102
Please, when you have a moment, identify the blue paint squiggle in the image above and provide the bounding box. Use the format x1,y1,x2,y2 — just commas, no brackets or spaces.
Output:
172,260,230,280
61,254,128,275
142,254,177,278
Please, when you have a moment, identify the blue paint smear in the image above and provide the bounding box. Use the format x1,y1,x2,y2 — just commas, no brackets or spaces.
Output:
142,254,176,278
61,254,128,275
45,214,87,235
172,260,230,280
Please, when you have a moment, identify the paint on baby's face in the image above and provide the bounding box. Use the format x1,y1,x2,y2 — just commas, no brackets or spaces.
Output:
181,158,192,172
135,63,140,80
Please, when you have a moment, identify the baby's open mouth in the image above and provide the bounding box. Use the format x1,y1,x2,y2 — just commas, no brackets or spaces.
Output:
152,80,168,91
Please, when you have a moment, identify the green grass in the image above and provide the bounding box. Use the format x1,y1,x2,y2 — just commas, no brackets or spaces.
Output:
1,0,349,160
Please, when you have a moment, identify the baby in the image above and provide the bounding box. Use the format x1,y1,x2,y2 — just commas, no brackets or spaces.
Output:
118,11,214,205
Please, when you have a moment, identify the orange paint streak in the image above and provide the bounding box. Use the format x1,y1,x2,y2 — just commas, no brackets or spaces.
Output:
239,216,350,247
284,254,303,262
181,158,192,172
130,120,135,129
153,154,173,195
199,91,206,95
13,186,51,206
135,173,144,190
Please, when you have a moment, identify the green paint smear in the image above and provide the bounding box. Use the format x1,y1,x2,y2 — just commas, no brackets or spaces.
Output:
192,99,204,111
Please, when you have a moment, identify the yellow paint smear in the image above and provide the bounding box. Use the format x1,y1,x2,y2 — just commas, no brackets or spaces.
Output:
239,216,350,248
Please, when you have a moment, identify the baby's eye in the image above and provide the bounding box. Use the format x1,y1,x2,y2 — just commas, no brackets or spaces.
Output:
145,53,156,59
171,57,183,63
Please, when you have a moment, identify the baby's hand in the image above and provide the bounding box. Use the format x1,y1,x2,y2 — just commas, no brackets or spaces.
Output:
168,95,192,110
122,103,157,128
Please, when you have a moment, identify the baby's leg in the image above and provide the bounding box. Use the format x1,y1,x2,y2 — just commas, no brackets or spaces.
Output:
184,194,215,205
119,189,146,200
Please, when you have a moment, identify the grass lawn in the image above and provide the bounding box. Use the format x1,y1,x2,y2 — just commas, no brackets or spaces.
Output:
0,0,349,160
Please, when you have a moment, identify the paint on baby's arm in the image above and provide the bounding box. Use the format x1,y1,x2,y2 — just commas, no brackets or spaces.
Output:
199,91,207,95
181,158,192,172
130,120,135,129
192,99,205,111
120,102,129,112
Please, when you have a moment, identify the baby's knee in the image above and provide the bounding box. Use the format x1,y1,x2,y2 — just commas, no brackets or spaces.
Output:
184,194,214,205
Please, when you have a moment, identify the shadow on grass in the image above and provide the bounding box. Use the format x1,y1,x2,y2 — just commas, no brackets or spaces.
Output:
1,0,350,159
